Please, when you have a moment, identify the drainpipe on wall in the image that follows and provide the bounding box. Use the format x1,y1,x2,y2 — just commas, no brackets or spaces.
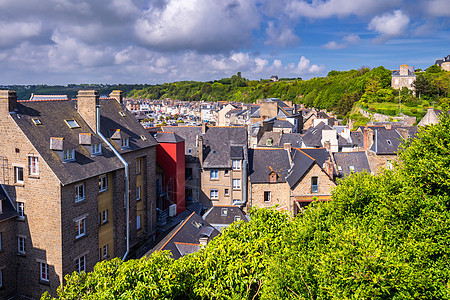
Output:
233,158,248,207
96,105,130,260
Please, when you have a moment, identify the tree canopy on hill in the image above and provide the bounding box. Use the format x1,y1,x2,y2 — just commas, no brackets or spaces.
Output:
43,116,450,299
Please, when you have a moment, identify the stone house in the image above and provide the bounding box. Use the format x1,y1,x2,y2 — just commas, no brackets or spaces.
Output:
435,55,450,71
0,90,157,299
248,146,336,216
391,64,416,91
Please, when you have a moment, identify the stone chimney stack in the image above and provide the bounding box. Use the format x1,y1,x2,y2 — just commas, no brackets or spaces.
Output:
198,135,204,166
0,90,17,115
324,156,334,178
363,128,374,151
77,90,99,133
110,90,123,104
399,64,409,76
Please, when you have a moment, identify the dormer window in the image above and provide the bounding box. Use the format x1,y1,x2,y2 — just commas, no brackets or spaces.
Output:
91,143,102,155
121,138,129,149
349,165,355,173
63,148,75,162
65,119,80,129
32,118,42,125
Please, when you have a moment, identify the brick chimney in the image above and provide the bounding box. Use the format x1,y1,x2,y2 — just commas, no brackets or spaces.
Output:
0,90,17,115
110,90,123,104
201,123,208,134
77,90,99,133
324,156,334,178
363,128,374,150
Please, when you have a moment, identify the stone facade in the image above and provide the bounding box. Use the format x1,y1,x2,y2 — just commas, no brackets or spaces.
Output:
0,90,157,299
249,163,336,216
200,165,244,207
0,216,17,299
391,64,416,91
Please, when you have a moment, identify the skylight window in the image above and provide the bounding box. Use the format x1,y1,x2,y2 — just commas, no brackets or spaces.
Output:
65,119,80,129
119,111,126,117
32,118,42,125
140,135,147,141
386,140,392,145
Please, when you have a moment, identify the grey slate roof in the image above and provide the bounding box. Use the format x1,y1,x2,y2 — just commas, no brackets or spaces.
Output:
286,149,316,188
148,212,220,259
370,129,403,155
350,131,364,147
230,146,244,159
249,148,322,188
202,205,248,230
12,99,156,186
257,132,282,147
392,69,416,77
202,127,247,168
249,148,290,183
153,132,184,144
273,119,294,129
0,185,17,222
301,122,333,147
299,148,330,167
333,151,371,177
279,133,303,148
162,126,202,163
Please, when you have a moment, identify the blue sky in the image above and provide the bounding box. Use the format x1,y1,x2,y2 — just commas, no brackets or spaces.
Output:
0,0,448,85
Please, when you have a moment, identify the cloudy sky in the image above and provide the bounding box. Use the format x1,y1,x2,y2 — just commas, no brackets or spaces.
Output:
0,0,449,85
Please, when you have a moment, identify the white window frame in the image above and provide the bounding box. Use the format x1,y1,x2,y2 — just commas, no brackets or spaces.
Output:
102,210,108,224
18,236,25,254
63,148,75,162
17,202,24,218
232,160,241,170
98,175,108,192
210,169,218,180
210,189,219,199
264,191,271,202
75,217,86,239
75,183,85,202
102,244,108,259
136,186,141,201
91,143,102,155
121,138,129,149
136,215,141,230
14,166,24,184
75,255,86,273
232,179,241,190
136,158,141,174
29,156,39,176
311,177,319,193
40,262,49,282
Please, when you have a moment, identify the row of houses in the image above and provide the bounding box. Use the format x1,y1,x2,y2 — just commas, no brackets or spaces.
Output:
0,88,425,299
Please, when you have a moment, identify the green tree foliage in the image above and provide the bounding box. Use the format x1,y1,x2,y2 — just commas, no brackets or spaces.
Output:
44,116,450,300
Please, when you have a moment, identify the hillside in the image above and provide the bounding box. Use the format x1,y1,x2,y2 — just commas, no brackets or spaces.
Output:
129,66,450,120
43,116,450,299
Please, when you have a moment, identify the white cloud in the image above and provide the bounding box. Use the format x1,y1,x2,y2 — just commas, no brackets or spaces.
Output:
286,0,401,18
323,41,345,50
368,10,410,42
264,22,301,47
134,0,261,53
0,22,42,48
322,34,361,49
426,0,450,17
